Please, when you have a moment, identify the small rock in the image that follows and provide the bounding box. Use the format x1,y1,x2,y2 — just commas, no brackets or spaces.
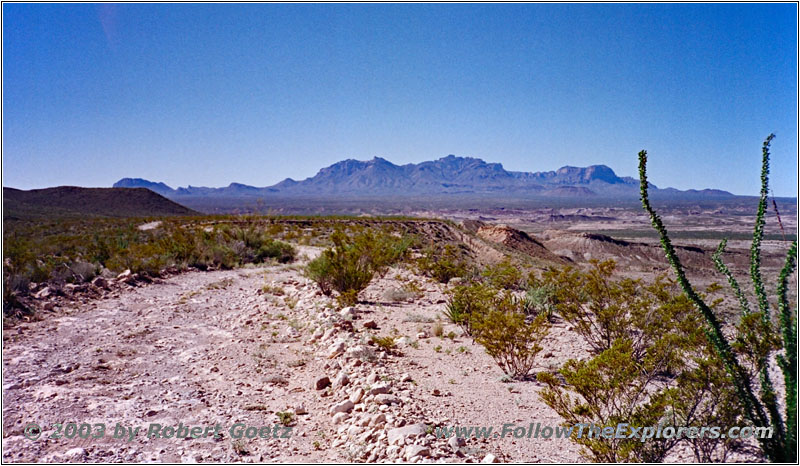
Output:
448,437,466,451
349,387,365,404
313,376,331,390
64,448,86,461
400,373,412,382
339,307,355,319
416,332,427,339
91,276,109,289
117,269,132,279
34,287,52,299
328,341,346,358
368,382,391,396
374,394,401,405
362,319,378,329
330,400,355,414
332,412,349,425
333,372,350,388
405,445,430,459
482,453,499,463
387,423,427,445
265,375,288,385
294,404,308,415
395,336,411,346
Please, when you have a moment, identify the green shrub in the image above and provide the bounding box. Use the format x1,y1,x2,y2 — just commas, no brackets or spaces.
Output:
417,244,469,283
472,294,550,379
255,240,296,264
443,282,497,337
541,260,697,364
304,229,409,305
482,259,524,290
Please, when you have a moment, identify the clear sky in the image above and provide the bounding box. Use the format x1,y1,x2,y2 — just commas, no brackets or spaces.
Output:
3,3,797,196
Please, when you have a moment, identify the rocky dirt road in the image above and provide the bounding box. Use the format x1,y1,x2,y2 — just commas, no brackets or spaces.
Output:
2,246,596,463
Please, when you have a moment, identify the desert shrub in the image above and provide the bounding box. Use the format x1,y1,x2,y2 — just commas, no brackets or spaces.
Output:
521,281,558,320
482,259,524,290
383,287,417,303
255,240,296,264
304,253,334,296
541,260,696,365
472,293,550,379
537,258,743,462
372,335,397,352
68,260,98,283
3,217,297,316
538,339,678,462
443,282,497,337
417,243,469,283
304,229,409,305
639,135,798,462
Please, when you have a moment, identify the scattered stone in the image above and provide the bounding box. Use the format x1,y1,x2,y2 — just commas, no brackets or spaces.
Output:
374,394,401,405
405,445,430,459
294,404,307,415
34,287,52,299
63,448,86,461
328,341,346,358
388,423,428,445
313,376,331,390
339,307,355,319
362,320,378,329
333,372,350,388
448,437,466,451
416,332,427,339
400,373,412,382
330,400,354,414
368,382,391,396
117,269,132,279
264,375,288,385
482,453,499,463
332,412,349,425
349,387,365,404
91,276,109,289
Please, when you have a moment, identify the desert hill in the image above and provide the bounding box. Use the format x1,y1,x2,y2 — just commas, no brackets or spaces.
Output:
3,186,197,220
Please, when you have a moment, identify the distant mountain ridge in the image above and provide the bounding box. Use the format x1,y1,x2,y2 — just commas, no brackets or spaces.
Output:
114,154,735,199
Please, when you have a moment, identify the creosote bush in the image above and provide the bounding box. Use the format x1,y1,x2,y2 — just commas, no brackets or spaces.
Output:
472,295,550,379
537,260,741,462
482,258,525,290
442,281,497,337
416,243,470,283
444,281,550,379
304,229,410,306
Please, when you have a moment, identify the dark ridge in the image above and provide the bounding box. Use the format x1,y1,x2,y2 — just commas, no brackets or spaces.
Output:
3,186,198,220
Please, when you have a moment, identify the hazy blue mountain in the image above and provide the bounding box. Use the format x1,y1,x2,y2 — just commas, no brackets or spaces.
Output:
113,154,735,199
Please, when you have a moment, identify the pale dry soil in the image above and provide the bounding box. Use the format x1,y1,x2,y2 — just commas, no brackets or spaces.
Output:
2,244,768,463
2,247,588,463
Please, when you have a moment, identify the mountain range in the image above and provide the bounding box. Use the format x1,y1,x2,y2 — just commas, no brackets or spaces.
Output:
114,155,734,200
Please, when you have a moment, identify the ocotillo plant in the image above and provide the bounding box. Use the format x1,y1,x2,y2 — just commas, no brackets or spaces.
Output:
638,134,797,462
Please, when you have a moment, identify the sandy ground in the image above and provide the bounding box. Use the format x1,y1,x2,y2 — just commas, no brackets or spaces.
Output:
2,248,592,463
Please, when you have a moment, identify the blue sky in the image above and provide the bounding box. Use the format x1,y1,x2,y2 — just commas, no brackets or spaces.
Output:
3,3,797,196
